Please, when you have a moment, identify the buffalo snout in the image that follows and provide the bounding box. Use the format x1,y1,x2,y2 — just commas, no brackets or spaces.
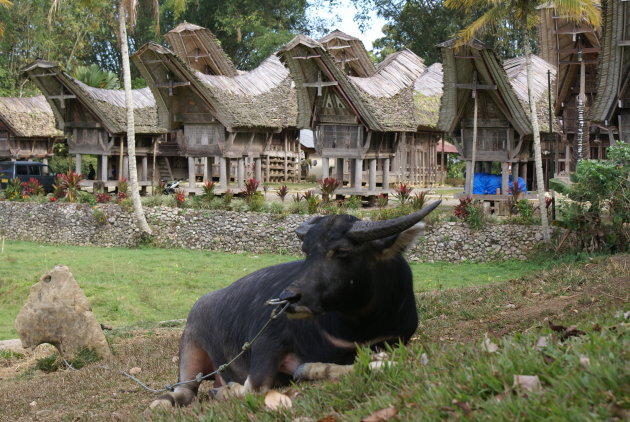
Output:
278,289,301,303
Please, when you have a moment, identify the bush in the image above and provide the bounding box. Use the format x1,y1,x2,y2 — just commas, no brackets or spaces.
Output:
393,183,412,206
53,171,83,202
454,197,486,230
242,178,259,203
276,185,289,202
247,191,265,212
5,178,22,200
410,191,427,211
96,192,112,203
551,143,630,252
21,178,44,197
92,208,107,225
78,191,96,205
347,195,362,210
318,177,341,202
268,202,285,215
201,181,215,200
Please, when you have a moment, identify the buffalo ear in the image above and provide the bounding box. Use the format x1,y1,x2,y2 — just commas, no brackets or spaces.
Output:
375,222,426,260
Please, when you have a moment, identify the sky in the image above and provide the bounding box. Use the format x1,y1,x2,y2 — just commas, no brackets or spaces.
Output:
308,0,387,50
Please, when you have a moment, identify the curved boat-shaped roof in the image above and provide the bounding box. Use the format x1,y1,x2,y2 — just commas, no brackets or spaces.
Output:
0,96,62,138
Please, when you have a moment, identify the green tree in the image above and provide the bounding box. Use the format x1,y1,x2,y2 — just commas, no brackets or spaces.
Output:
444,0,600,242
72,64,121,89
163,0,312,69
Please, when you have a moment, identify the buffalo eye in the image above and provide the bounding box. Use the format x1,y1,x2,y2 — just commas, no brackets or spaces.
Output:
333,248,351,259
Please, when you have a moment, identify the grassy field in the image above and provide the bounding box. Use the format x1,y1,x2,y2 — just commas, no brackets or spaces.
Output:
0,240,585,340
0,254,626,421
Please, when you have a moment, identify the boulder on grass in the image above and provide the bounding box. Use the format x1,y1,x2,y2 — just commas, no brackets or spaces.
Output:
15,265,111,360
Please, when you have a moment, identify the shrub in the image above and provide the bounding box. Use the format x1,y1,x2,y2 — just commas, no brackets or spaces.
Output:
318,177,341,202
454,197,472,220
118,198,133,213
78,191,96,205
53,171,84,202
304,190,320,214
96,192,112,203
551,143,630,252
153,180,166,196
117,178,129,201
92,208,107,225
347,195,362,210
445,177,465,186
262,184,270,199
268,202,285,215
276,185,289,202
466,201,486,230
410,191,427,211
376,193,388,209
201,181,215,200
515,199,534,222
5,178,22,200
174,188,187,208
393,183,412,206
21,178,44,197
247,191,265,212
242,178,260,203
223,189,234,206
288,201,307,214
293,192,303,203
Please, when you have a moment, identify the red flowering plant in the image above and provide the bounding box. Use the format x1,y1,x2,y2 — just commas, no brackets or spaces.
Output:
393,183,413,206
174,188,187,207
117,178,129,201
454,197,472,220
242,178,260,203
276,185,289,202
96,192,112,203
21,178,44,197
318,177,341,202
53,171,83,202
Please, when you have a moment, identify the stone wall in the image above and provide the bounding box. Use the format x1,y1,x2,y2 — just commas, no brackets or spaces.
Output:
0,202,546,262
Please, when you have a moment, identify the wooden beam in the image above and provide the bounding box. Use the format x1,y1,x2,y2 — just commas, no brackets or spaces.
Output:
619,99,630,108
618,40,630,47
155,80,191,96
302,72,338,96
293,55,321,60
558,59,598,64
557,47,600,54
64,122,102,128
144,59,165,64
327,45,351,50
454,55,478,59
555,28,595,34
31,72,57,78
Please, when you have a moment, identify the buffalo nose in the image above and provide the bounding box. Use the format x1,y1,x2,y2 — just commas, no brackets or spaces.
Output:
278,289,301,303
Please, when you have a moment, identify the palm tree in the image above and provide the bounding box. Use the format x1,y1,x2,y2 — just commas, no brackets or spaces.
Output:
444,0,600,242
49,0,166,236
0,0,13,39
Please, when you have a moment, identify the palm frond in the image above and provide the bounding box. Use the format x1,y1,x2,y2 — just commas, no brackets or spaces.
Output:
454,5,511,47
0,0,13,7
551,0,601,28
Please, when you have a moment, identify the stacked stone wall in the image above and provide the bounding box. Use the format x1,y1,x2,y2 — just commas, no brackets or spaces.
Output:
0,202,546,262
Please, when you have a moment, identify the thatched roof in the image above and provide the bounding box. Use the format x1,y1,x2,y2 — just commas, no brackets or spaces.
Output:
0,96,62,138
504,55,559,133
319,30,376,77
413,63,443,128
589,0,630,124
437,38,533,136
280,35,427,132
133,42,297,130
21,60,166,135
537,4,601,114
164,22,238,77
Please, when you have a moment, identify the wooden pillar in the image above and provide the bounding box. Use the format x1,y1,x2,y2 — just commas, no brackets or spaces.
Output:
255,157,262,182
322,157,329,179
237,158,245,189
142,156,148,182
100,155,108,182
118,137,124,181
75,153,82,174
349,159,356,186
522,161,529,191
501,162,509,195
383,158,390,189
336,158,344,185
465,161,473,195
283,133,288,182
354,158,363,188
265,155,270,183
219,157,227,189
369,158,377,191
187,157,195,188
512,162,520,187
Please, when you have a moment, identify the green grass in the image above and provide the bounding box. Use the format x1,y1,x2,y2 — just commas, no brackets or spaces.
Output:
0,240,585,340
156,311,628,421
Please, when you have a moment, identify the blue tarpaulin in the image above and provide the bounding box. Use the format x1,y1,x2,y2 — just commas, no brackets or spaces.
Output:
472,172,527,195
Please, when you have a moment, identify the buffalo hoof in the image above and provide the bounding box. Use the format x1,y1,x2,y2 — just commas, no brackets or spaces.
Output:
149,399,173,409
212,382,246,400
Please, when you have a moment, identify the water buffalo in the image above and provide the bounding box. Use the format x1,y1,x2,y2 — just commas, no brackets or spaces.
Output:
151,201,440,408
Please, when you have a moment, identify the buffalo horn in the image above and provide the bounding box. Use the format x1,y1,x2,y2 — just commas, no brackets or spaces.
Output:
347,200,441,242
295,217,318,240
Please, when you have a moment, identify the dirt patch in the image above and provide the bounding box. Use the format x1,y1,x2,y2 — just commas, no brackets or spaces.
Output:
0,254,627,421
416,254,629,344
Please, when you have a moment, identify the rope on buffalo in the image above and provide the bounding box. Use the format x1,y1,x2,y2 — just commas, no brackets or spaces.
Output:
62,300,290,393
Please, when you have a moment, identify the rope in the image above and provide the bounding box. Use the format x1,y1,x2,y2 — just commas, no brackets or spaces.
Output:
62,299,290,394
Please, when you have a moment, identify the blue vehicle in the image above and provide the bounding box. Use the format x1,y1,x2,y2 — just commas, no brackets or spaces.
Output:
0,161,56,193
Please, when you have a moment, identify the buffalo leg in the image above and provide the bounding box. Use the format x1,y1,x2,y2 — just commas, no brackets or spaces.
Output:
293,362,354,381
150,339,216,408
